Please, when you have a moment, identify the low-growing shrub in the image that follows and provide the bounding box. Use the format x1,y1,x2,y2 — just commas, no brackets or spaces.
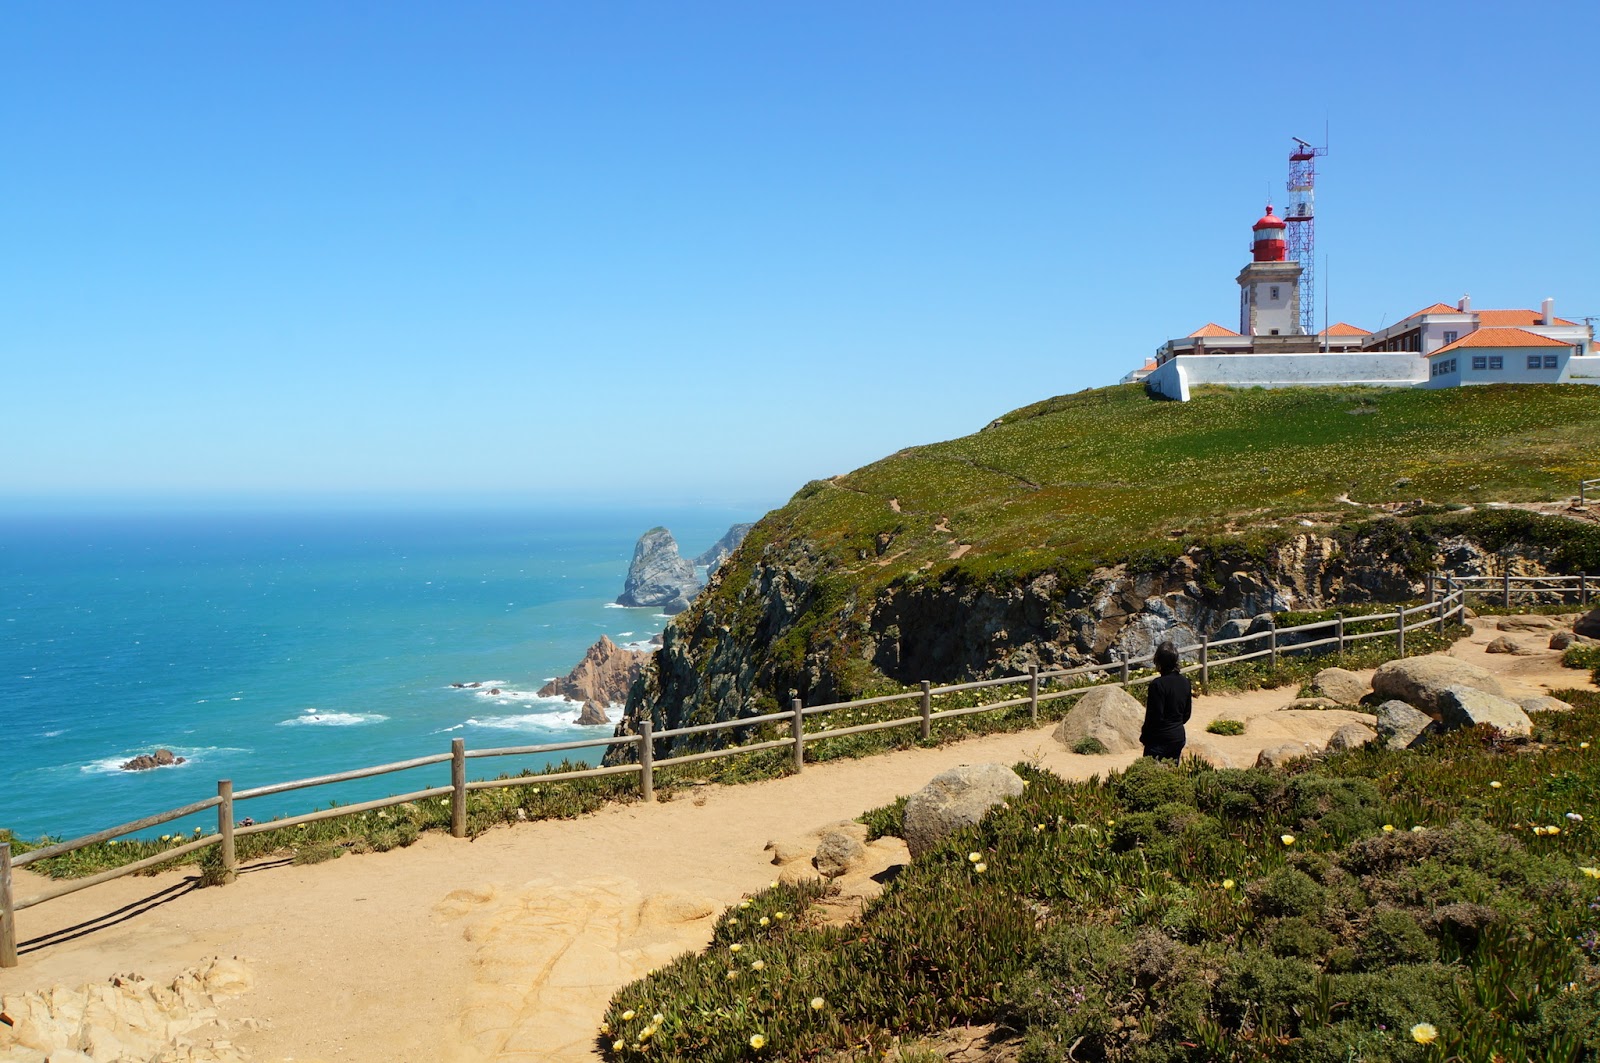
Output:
1206,718,1245,735
1071,736,1108,755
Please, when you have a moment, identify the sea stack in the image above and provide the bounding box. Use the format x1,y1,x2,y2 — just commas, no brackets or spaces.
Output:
537,635,647,706
693,522,756,572
615,527,701,614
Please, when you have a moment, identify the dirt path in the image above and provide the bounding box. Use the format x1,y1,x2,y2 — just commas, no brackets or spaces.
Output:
3,614,1592,1063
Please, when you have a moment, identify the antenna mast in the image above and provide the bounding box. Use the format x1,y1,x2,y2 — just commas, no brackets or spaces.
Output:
1286,136,1327,336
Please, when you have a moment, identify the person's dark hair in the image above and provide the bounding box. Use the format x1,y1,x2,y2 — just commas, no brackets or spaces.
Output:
1154,641,1180,675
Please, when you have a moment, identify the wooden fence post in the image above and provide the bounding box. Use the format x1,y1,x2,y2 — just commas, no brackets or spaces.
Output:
1200,636,1210,693
1,841,16,968
920,681,932,740
217,780,237,885
450,738,467,838
1582,572,1589,607
1426,572,1436,606
637,720,654,803
1336,613,1345,655
1396,605,1406,656
1120,657,1130,686
791,699,805,772
1503,569,1512,609
1269,617,1278,668
1027,667,1039,725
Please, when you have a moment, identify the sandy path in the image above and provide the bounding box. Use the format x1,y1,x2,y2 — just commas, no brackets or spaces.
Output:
3,614,1592,1063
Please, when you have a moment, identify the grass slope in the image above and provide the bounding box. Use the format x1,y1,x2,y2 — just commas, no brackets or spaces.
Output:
722,384,1600,595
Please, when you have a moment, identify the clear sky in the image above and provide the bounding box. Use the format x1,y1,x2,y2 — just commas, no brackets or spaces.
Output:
5,1,1597,512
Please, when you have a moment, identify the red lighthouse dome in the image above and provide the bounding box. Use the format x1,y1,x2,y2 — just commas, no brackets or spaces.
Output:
1252,205,1287,262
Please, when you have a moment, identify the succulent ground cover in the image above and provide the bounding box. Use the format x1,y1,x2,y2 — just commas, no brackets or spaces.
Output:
597,690,1600,1062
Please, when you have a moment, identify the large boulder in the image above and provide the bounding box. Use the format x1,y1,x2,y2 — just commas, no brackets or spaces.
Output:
1375,700,1437,750
1310,667,1369,705
1435,685,1533,738
615,527,702,612
1574,608,1600,639
1521,694,1574,714
1497,615,1556,631
1052,685,1146,754
1485,635,1532,656
575,700,610,726
1256,741,1318,769
1371,654,1505,716
812,829,868,878
1325,721,1377,752
902,763,1025,859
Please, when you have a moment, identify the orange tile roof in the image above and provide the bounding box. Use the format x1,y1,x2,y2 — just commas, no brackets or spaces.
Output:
1475,308,1578,327
1139,360,1158,372
1403,302,1460,321
1188,322,1240,337
1319,322,1370,336
1431,327,1574,357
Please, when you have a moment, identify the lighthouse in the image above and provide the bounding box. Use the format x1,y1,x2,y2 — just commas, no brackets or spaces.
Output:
1237,205,1302,337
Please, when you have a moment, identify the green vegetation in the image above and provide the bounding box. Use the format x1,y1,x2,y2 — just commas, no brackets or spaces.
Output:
1206,719,1247,736
698,384,1600,706
600,692,1600,1062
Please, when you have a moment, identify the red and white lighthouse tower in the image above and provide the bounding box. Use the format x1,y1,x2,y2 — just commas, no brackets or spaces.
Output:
1251,205,1287,262
1237,204,1302,336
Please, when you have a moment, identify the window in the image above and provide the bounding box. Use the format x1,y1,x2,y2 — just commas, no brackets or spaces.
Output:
1472,356,1487,370
1529,354,1543,370
1546,354,1560,369
1443,331,1458,344
1488,356,1503,370
1270,286,1280,299
1270,329,1280,336
1449,359,1457,373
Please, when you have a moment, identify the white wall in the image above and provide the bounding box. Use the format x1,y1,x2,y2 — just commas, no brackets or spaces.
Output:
1145,353,1426,401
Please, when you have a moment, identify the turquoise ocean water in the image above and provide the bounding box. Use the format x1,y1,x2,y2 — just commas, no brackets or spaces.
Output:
1,506,757,841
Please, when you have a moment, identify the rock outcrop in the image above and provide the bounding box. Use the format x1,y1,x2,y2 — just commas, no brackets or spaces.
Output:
903,763,1024,859
120,749,185,771
538,636,647,706
1310,667,1368,705
693,523,756,572
1375,700,1437,750
1485,635,1532,655
1371,654,1506,716
615,528,702,613
1052,686,1146,754
1575,608,1600,639
1434,686,1534,737
1326,721,1377,751
575,701,611,726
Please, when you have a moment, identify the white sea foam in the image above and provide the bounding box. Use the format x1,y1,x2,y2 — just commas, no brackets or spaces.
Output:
278,708,389,727
620,640,657,653
603,602,626,610
617,631,634,637
39,729,65,738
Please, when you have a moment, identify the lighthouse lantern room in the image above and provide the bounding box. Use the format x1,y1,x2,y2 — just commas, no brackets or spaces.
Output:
1237,204,1302,337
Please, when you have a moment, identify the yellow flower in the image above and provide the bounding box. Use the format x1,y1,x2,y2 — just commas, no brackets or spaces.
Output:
974,863,988,873
1411,825,1425,833
1411,1022,1438,1044
612,1039,625,1051
1382,824,1395,832
774,912,786,920
1222,879,1236,890
652,1013,663,1024
622,1010,635,1021
1579,867,1600,879
810,997,825,1010
739,900,752,909
729,943,743,953
749,1033,767,1050
1280,834,1296,846
1548,826,1562,836
759,916,770,926
1582,742,1591,749
727,969,739,980
600,1023,611,1035
968,851,982,862
751,960,766,971
769,879,778,888
639,1027,654,1040
1489,781,1502,789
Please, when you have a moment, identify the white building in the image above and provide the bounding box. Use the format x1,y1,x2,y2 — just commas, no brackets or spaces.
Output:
1139,206,1597,401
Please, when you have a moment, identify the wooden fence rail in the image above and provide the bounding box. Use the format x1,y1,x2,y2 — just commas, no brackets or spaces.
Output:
1581,477,1600,506
2,569,1588,968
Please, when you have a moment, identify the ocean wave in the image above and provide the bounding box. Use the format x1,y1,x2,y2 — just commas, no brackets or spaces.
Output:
278,709,389,727
603,602,626,610
617,631,635,637
465,694,609,730
39,729,66,738
619,640,657,653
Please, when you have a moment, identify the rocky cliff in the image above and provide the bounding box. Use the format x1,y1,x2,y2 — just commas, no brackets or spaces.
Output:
605,385,1600,758
615,527,702,613
693,522,756,571
538,635,647,706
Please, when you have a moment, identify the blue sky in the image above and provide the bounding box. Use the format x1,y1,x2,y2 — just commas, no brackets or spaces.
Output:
5,1,1597,512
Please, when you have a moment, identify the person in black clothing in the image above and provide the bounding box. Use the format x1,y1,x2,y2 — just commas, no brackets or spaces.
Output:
1141,641,1192,761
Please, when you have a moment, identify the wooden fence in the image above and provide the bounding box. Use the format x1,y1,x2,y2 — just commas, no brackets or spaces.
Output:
1582,477,1600,506
1,570,1588,968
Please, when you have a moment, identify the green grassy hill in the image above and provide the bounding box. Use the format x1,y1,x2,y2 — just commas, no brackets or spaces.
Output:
730,383,1600,594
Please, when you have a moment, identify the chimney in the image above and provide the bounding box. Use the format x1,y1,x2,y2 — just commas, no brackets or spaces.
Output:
1541,298,1555,326
1457,294,1471,312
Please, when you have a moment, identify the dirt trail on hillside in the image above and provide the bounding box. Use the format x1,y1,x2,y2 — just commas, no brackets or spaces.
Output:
2,614,1593,1063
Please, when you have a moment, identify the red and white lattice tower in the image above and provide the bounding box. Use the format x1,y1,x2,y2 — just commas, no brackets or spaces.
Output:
1285,137,1326,336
